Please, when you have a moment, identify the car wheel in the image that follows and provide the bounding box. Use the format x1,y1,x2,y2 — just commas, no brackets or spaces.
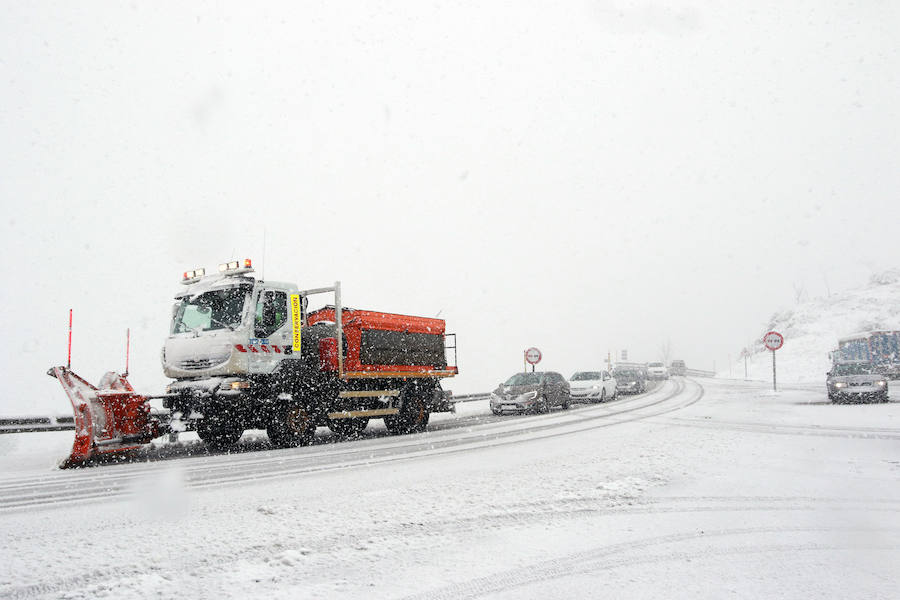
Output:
562,395,571,410
540,396,552,414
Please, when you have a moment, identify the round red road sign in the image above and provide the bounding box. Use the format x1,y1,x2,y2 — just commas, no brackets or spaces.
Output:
763,331,784,351
524,347,542,365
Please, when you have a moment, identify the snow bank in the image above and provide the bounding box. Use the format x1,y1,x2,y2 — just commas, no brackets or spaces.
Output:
729,270,900,383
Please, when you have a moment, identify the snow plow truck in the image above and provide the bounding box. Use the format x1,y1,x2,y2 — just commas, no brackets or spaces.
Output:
49,259,458,467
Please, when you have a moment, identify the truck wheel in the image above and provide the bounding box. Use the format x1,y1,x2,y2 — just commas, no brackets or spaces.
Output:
268,404,315,448
385,392,430,435
197,415,244,450
328,417,369,438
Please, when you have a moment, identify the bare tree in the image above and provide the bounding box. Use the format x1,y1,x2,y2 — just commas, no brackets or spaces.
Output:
660,338,673,365
792,282,806,304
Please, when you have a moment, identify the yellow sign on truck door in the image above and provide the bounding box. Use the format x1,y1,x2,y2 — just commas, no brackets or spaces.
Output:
290,294,302,352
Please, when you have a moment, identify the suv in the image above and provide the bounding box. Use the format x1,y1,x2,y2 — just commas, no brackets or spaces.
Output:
669,360,686,376
826,361,889,403
490,371,571,414
647,362,669,380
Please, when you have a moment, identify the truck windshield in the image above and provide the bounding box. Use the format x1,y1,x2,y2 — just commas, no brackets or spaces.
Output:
172,287,249,333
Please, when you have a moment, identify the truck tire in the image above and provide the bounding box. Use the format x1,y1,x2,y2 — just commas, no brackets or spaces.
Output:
328,417,369,438
197,414,244,450
267,404,316,448
385,389,430,435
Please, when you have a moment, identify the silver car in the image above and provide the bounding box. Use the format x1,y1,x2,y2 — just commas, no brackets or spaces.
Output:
826,361,889,403
490,372,571,415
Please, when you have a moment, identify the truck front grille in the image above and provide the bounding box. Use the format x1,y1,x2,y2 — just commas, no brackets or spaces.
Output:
179,356,228,370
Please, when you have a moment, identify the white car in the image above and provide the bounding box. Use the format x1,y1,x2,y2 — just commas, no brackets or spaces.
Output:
568,371,617,403
647,362,669,379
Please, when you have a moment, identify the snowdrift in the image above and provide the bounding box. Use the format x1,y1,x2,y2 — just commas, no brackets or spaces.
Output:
733,270,900,383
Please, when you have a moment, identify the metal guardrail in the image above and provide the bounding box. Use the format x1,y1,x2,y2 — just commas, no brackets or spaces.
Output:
684,368,716,378
0,415,75,434
448,393,490,403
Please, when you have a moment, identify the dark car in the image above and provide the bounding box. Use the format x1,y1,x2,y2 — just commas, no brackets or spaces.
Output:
613,367,647,394
827,361,889,403
490,371,571,415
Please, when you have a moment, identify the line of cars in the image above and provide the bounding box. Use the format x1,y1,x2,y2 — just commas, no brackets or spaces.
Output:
489,362,679,416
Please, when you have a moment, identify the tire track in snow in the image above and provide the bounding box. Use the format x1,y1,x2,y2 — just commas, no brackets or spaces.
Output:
400,525,900,600
661,416,900,440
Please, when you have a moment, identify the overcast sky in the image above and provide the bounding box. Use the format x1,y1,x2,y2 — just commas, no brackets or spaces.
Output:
2,1,899,414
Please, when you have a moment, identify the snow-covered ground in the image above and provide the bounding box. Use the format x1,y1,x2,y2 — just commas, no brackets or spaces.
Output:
725,271,900,383
1,378,898,599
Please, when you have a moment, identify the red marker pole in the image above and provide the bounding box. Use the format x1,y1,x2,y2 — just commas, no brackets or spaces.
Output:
125,328,131,377
67,309,73,370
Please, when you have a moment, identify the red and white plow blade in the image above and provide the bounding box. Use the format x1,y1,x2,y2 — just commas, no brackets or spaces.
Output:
47,366,160,468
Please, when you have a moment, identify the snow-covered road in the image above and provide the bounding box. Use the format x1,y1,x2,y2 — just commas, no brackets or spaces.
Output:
1,377,898,599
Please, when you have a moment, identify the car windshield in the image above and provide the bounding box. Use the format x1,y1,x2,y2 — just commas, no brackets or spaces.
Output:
832,363,874,376
648,362,663,367
570,372,603,381
504,373,543,385
172,286,250,333
614,369,640,378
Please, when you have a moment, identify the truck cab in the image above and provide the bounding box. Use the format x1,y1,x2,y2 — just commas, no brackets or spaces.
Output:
163,261,302,381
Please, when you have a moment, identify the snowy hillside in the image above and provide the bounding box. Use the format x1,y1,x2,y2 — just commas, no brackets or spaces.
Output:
731,270,900,383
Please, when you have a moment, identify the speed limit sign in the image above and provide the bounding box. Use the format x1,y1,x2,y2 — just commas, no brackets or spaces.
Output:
525,347,542,365
763,331,784,351
763,331,784,391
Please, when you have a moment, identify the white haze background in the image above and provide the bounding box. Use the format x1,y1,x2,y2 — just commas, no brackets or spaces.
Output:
1,1,899,415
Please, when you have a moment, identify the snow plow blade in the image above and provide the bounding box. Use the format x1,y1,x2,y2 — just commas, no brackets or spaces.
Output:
47,366,161,468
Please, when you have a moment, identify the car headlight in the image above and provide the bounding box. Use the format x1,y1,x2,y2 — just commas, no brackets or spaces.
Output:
875,380,887,387
592,385,600,390
834,382,847,389
519,390,538,401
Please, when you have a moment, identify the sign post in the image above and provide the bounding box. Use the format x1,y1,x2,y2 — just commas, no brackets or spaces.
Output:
524,347,542,373
763,331,784,391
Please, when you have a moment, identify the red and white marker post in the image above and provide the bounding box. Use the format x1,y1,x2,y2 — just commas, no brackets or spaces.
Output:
763,331,784,391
